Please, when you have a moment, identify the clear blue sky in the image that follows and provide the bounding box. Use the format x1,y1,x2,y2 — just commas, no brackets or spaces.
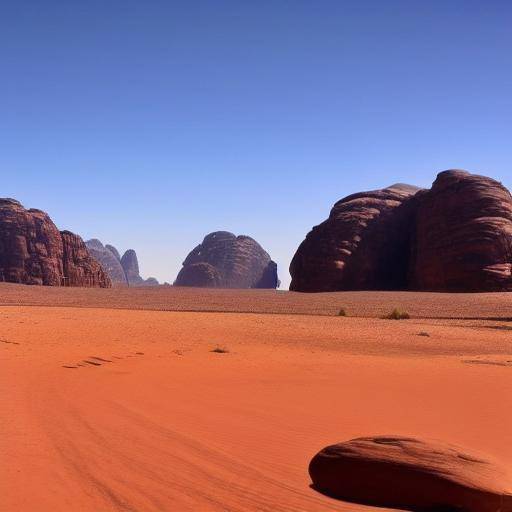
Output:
1,1,511,287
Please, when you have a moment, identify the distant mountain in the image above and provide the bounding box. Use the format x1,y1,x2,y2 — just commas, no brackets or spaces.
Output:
85,239,159,287
174,231,279,289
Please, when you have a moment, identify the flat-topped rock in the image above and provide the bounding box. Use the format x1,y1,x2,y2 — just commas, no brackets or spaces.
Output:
175,231,279,289
309,436,512,512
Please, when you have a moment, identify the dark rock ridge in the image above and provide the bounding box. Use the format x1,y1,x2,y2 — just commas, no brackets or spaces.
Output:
174,231,279,289
290,170,512,292
0,199,110,287
85,239,127,286
85,240,159,287
309,436,512,512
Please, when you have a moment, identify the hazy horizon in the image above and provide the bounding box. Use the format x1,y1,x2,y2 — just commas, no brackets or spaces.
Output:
2,1,511,288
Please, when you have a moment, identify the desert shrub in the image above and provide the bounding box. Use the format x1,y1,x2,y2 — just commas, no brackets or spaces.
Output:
417,331,430,337
381,308,410,320
338,308,347,317
211,346,229,354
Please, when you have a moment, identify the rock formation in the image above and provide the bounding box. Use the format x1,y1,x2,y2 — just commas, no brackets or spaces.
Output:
174,231,279,289
290,184,420,292
85,240,159,287
410,170,512,292
290,170,512,292
105,244,121,261
309,436,512,512
85,239,127,286
0,198,111,287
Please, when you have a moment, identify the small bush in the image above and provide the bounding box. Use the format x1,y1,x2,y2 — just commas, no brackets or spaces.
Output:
211,346,229,354
338,308,347,317
417,331,430,337
382,308,410,320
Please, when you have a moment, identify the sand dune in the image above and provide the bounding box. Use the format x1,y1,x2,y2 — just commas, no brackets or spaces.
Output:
1,288,511,511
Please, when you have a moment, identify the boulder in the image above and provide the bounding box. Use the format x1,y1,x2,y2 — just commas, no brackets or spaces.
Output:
174,231,279,288
309,436,512,512
0,198,110,287
290,184,420,292
85,239,127,286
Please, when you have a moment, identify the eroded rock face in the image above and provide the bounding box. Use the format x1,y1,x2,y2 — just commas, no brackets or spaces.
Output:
85,239,127,286
105,244,121,261
0,199,110,287
120,249,144,286
309,436,512,512
174,231,279,288
61,232,111,288
290,170,512,292
290,184,420,292
410,170,512,292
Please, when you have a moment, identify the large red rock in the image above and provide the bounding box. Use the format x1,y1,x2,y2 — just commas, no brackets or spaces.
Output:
290,170,512,293
309,436,512,512
410,170,512,291
0,198,110,287
174,231,279,289
61,232,111,288
290,184,420,292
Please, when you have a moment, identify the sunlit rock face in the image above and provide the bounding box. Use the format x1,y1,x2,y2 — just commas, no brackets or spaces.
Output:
290,170,512,293
0,199,110,288
174,231,279,289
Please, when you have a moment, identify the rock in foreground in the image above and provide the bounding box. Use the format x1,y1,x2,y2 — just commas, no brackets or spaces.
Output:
175,231,279,288
309,436,512,512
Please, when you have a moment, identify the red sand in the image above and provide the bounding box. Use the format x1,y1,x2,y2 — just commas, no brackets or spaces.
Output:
1,287,511,511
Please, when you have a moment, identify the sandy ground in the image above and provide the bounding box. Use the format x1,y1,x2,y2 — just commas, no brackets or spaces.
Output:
1,287,511,511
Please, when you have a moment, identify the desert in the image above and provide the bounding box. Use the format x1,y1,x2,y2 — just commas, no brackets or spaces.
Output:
1,284,511,511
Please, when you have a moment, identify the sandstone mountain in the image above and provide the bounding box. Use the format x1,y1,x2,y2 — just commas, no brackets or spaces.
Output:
85,239,127,286
290,170,512,292
0,199,110,287
85,240,159,287
174,231,279,289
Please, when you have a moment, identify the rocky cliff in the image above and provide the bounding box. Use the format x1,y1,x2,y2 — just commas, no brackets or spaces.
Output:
290,170,512,292
0,198,111,287
174,231,279,289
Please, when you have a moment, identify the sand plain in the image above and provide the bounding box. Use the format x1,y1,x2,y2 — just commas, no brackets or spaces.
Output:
1,284,511,511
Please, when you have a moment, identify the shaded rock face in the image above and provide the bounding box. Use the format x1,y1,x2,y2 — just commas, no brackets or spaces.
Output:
120,249,144,286
174,231,279,289
291,170,512,292
309,436,512,512
290,184,420,292
105,244,121,261
0,199,111,288
410,170,512,292
85,239,127,286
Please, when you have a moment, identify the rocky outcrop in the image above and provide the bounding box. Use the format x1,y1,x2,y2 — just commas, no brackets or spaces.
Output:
0,198,111,287
290,170,512,292
61,232,111,288
410,170,512,292
86,240,159,287
174,231,279,289
85,239,127,286
290,184,420,292
309,436,512,511
105,244,121,261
